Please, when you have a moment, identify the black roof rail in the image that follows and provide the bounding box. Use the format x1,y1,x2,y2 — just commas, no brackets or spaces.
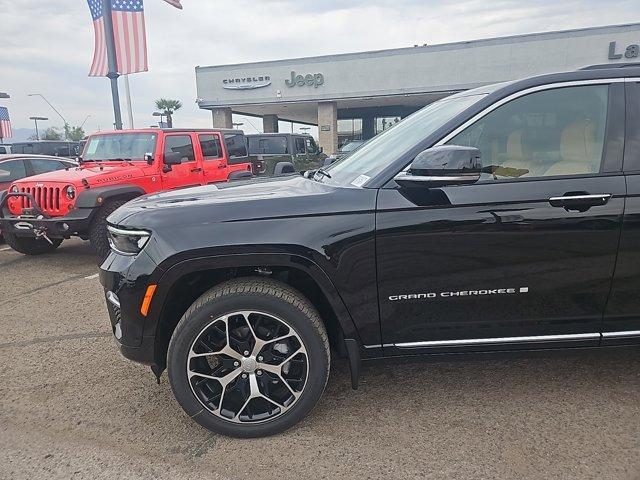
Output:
580,62,640,70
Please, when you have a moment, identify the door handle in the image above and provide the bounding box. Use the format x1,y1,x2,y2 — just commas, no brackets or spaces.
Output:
549,193,611,211
190,167,202,173
217,163,227,169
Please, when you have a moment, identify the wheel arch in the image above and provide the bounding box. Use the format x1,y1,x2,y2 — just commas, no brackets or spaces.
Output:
151,253,362,374
75,184,146,209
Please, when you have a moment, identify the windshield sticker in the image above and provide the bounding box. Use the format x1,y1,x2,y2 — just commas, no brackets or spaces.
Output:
86,141,98,155
350,174,370,187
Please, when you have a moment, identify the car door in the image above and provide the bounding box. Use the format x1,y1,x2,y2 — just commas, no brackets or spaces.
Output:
197,133,227,184
160,133,204,190
0,159,27,190
602,79,640,344
376,81,626,353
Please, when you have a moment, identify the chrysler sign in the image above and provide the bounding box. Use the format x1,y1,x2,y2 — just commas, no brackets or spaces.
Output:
222,75,271,90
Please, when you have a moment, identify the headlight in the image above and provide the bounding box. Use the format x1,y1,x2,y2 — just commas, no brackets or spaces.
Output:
65,185,76,200
107,225,151,255
10,185,19,193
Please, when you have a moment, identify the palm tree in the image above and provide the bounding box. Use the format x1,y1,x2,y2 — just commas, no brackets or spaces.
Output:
154,98,182,128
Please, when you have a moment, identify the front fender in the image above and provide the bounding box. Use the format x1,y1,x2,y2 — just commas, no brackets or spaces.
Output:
148,252,361,342
76,184,146,208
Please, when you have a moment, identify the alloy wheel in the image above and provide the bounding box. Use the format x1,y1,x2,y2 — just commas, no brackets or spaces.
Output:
187,310,309,423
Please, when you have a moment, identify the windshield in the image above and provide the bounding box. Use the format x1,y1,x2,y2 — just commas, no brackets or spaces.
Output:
320,93,486,186
340,141,364,153
83,133,157,161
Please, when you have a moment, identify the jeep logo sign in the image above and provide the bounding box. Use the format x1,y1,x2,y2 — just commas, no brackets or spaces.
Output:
285,71,324,88
609,41,639,60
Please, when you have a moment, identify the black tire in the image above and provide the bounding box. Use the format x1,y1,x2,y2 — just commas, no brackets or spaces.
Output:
168,277,330,438
89,200,127,262
3,232,62,255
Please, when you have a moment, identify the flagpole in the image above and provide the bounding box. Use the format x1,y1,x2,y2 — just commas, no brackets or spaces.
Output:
123,74,134,129
101,0,123,130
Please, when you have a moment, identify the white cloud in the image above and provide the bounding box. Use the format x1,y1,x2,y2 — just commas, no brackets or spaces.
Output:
0,0,637,135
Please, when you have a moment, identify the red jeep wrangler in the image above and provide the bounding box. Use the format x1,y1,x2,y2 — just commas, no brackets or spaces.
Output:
0,128,253,259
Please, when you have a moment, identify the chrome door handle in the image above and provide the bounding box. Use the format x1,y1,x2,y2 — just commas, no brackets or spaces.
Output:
549,193,612,210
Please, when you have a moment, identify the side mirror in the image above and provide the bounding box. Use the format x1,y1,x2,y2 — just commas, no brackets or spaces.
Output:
144,152,154,165
394,145,481,188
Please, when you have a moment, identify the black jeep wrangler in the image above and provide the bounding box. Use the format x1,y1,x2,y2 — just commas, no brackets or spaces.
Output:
100,64,640,437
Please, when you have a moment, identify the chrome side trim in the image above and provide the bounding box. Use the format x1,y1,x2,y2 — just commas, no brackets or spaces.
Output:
394,172,480,183
549,194,612,202
395,332,599,348
601,330,640,339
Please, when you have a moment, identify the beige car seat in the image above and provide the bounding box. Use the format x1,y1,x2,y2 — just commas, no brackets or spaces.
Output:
544,119,600,176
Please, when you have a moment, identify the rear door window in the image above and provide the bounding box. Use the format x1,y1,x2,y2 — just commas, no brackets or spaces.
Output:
198,134,223,160
224,133,248,158
295,137,306,154
29,158,66,174
0,160,27,182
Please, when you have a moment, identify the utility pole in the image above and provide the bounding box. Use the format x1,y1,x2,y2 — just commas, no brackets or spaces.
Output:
101,0,123,130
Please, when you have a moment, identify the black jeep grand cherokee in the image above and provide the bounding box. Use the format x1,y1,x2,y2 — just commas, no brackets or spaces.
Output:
100,64,640,437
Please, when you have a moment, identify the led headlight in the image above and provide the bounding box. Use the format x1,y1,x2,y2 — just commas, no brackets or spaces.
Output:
65,185,76,200
107,225,151,255
10,185,19,193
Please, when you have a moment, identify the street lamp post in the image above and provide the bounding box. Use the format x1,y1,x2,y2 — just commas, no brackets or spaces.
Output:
152,111,165,128
29,116,48,140
28,93,69,139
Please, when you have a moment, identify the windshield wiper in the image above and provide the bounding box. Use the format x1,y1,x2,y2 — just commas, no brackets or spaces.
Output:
314,168,332,180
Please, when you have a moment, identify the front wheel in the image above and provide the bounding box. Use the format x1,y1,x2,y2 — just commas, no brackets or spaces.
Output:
89,200,127,262
167,277,330,438
3,232,62,255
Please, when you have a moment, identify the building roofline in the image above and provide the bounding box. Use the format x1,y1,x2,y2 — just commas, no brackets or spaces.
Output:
196,23,640,71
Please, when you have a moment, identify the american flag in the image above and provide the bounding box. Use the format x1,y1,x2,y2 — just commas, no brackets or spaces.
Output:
87,0,148,77
0,107,12,139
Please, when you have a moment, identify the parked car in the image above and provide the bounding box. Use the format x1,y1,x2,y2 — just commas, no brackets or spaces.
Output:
246,133,326,175
10,140,82,158
0,154,77,192
0,128,252,259
100,63,640,437
326,140,365,163
0,154,77,241
0,145,11,154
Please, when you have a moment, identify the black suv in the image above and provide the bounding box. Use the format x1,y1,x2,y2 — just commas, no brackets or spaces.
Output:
100,64,640,437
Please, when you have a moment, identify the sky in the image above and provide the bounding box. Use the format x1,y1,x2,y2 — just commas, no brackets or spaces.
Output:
0,0,638,139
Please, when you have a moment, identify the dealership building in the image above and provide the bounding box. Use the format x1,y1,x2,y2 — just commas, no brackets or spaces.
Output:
195,23,640,155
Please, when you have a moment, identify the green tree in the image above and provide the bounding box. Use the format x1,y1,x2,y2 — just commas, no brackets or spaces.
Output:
42,127,63,141
154,98,182,128
64,125,86,141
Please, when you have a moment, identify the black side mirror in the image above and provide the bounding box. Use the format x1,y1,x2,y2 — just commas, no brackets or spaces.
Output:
162,151,183,173
394,145,482,188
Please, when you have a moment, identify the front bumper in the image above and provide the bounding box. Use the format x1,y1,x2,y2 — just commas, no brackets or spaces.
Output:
0,192,95,238
100,250,163,366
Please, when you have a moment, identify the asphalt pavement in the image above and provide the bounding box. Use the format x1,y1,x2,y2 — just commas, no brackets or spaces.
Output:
1,238,639,479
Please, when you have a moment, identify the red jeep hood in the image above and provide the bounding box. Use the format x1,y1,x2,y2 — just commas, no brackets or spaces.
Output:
14,162,145,187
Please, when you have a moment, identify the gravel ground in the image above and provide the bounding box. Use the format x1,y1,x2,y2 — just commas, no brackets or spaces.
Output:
1,238,639,480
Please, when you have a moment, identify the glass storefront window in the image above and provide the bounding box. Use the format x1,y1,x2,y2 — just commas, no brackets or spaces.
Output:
337,118,363,148
375,116,401,134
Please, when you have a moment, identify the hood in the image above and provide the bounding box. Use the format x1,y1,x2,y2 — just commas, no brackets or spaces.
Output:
12,162,146,187
109,175,375,227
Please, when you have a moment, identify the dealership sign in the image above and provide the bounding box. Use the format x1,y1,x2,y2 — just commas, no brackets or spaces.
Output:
222,76,271,90
608,41,639,60
285,71,324,88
